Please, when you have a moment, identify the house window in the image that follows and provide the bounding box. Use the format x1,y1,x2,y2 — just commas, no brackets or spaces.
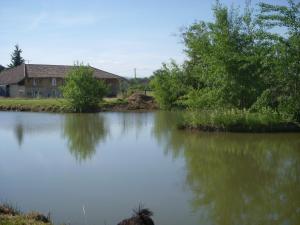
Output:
52,78,57,86
33,79,37,86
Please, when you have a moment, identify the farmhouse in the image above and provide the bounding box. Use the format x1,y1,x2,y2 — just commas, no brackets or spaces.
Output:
0,64,124,98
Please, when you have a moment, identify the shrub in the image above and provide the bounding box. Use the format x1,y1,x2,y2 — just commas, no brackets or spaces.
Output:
181,108,295,132
61,64,108,112
150,62,187,109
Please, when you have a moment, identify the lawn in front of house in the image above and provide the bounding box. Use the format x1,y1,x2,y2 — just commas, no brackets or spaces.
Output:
0,97,128,112
0,98,70,112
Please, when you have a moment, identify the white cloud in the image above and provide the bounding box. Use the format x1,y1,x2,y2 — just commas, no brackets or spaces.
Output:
26,11,98,31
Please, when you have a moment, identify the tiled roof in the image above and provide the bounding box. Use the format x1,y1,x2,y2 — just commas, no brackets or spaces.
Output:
0,64,123,85
0,64,25,85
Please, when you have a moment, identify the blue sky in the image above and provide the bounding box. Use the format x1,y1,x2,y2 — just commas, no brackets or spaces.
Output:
0,0,287,77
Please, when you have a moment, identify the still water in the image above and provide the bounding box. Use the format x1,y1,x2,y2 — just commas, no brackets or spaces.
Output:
0,111,299,225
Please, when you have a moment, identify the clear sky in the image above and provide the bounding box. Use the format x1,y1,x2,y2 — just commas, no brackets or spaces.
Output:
0,0,288,77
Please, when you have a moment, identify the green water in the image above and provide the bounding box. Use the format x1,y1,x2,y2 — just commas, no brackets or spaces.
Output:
0,111,299,225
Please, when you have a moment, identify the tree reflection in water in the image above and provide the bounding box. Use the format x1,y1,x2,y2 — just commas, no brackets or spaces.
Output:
153,111,300,225
14,123,24,146
63,113,108,162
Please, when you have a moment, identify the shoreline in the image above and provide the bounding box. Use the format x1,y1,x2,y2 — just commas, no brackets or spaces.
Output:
1,98,300,133
0,104,158,113
0,95,159,113
178,122,300,133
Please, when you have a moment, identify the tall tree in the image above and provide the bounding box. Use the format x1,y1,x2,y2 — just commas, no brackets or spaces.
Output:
8,45,25,68
257,0,300,120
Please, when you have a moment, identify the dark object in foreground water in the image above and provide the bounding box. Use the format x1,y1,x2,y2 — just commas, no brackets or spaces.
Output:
117,207,154,225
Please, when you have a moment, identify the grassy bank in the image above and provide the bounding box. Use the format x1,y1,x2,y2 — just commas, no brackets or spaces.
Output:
0,94,157,113
0,214,52,225
0,204,51,225
0,98,129,113
179,109,300,132
0,98,71,112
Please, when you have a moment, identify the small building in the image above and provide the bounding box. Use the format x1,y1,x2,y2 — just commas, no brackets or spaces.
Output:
0,64,124,98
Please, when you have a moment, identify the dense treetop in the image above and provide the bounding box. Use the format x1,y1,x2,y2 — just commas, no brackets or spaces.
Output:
151,0,300,121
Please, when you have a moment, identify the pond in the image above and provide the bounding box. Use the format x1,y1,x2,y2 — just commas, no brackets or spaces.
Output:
0,111,299,225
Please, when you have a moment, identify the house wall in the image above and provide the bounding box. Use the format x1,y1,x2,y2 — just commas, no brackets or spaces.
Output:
9,84,26,97
105,79,120,97
22,77,120,98
0,85,8,97
25,77,64,98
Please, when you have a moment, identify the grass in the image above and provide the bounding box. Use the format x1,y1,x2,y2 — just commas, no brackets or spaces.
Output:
0,203,51,225
0,98,71,112
0,215,52,225
0,97,129,113
180,108,300,132
100,98,128,107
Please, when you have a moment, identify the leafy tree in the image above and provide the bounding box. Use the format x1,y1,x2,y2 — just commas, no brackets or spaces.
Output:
151,0,299,123
182,1,264,109
257,0,300,120
150,61,187,109
61,63,108,112
152,1,265,110
8,45,25,68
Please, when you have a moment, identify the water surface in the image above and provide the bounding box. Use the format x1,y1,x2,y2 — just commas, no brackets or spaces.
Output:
0,111,299,225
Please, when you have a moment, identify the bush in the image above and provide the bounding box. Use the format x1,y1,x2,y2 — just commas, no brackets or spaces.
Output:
179,88,225,110
150,62,187,109
181,108,297,132
61,64,108,112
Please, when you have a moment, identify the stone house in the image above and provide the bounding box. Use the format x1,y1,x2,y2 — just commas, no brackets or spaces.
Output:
0,64,124,98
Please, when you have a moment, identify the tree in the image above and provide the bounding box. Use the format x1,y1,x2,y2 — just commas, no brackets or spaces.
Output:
8,45,25,68
181,1,264,109
61,63,108,112
257,0,300,120
150,61,187,109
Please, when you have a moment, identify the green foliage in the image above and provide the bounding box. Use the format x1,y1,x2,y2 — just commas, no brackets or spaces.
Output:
151,0,300,123
180,1,265,109
150,61,187,109
0,98,71,112
124,77,152,97
61,64,108,112
182,108,295,132
179,88,224,109
8,45,25,68
257,0,300,121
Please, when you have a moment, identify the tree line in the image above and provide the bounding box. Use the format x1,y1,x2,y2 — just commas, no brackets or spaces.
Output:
151,0,300,122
